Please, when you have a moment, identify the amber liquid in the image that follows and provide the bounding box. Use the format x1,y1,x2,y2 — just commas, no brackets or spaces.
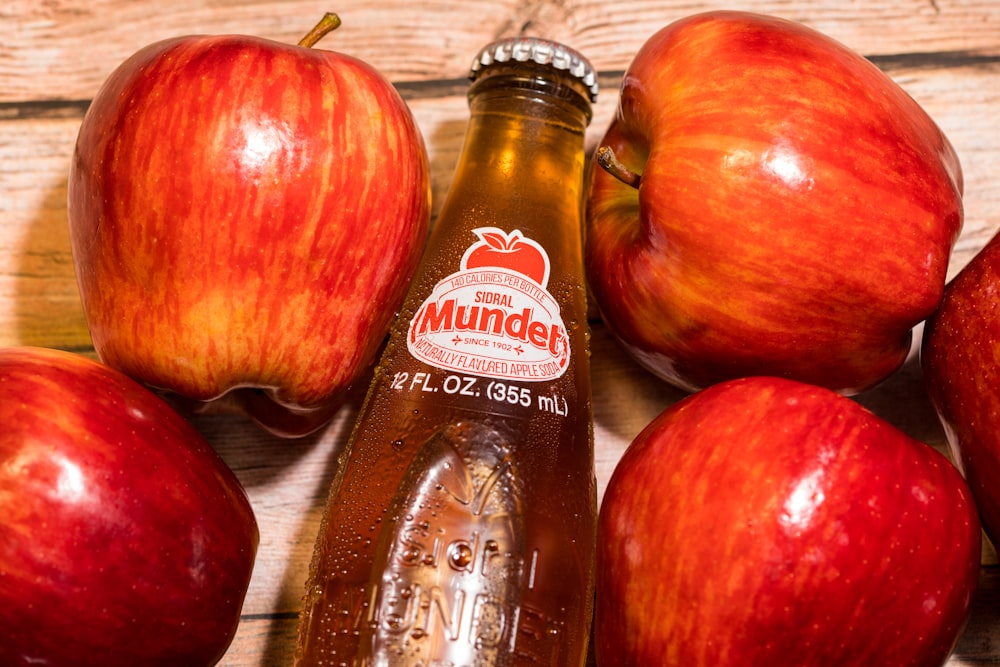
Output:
295,64,596,667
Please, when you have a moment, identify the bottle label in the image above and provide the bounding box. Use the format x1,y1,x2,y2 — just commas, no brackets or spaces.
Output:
407,228,570,382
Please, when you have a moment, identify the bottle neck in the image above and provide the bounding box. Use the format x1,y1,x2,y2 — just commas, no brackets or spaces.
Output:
438,71,591,227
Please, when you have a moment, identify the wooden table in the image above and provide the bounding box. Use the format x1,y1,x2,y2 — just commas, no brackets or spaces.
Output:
2,1,999,664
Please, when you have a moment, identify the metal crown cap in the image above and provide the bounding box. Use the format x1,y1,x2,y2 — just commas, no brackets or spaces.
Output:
469,37,598,102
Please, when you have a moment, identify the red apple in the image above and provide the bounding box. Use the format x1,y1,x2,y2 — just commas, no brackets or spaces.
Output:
462,227,550,285
922,229,1000,543
67,14,431,437
585,11,963,394
0,346,258,666
596,376,980,666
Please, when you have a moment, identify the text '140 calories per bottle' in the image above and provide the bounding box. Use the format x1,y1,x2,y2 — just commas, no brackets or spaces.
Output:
294,36,600,667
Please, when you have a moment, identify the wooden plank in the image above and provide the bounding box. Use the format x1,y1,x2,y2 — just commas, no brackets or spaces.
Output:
219,614,299,665
1,63,998,348
2,0,999,104
0,117,91,348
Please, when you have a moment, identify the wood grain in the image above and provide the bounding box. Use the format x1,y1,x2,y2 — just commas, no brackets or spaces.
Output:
2,1,1000,665
3,0,999,104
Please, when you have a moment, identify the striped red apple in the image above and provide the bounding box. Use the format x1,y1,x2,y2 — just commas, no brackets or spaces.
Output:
586,11,963,394
68,14,431,437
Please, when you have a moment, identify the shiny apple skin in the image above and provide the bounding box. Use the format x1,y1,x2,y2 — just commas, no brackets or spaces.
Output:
922,230,1000,543
586,11,963,394
596,376,980,667
0,347,259,667
68,31,431,437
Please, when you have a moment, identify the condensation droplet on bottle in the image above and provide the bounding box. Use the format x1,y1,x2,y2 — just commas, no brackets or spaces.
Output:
448,542,474,569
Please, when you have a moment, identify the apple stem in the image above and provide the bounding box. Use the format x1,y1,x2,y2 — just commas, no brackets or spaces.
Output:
596,146,641,189
298,13,342,48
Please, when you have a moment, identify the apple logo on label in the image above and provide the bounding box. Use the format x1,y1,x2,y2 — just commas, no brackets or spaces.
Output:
461,227,551,287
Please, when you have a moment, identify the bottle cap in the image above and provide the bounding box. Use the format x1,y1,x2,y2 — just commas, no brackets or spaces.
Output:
469,37,598,102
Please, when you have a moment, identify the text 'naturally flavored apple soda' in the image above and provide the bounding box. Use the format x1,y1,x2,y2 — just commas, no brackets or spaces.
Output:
294,37,599,666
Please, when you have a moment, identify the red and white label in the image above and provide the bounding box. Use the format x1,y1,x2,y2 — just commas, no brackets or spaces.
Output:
407,227,569,382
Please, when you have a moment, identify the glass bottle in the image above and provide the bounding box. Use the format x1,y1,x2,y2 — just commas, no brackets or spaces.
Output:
294,36,599,667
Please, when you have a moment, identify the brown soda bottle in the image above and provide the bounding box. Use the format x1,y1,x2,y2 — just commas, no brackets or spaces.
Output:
294,36,599,667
